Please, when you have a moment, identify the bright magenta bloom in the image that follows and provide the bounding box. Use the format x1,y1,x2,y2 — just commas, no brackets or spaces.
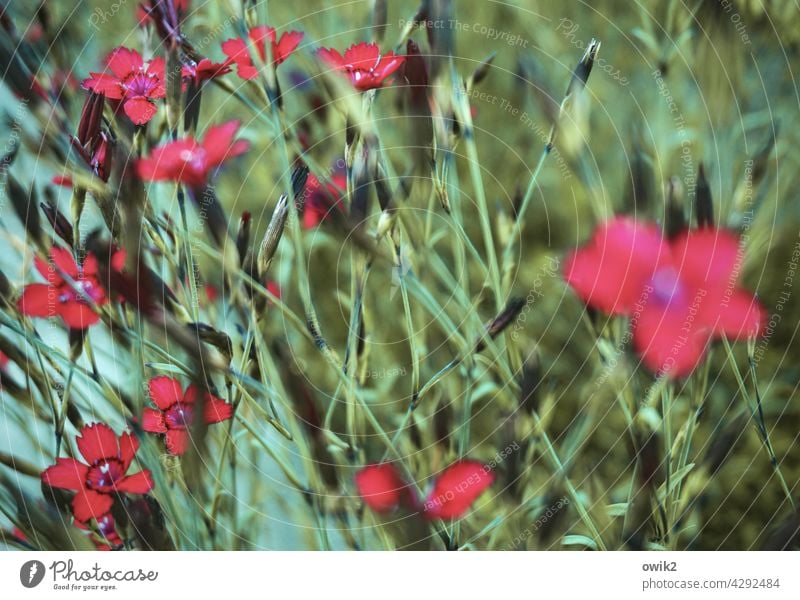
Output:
41,424,153,522
317,42,405,91
142,376,233,455
136,120,249,189
17,247,125,330
221,26,303,79
564,217,764,377
82,47,165,125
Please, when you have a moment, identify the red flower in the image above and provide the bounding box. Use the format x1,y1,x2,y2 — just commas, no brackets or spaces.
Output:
221,26,303,80
355,464,408,513
75,513,123,551
355,460,494,519
302,171,346,229
317,42,405,91
564,217,765,377
82,47,165,125
41,424,154,523
136,120,249,189
181,58,232,86
142,376,233,455
17,247,126,330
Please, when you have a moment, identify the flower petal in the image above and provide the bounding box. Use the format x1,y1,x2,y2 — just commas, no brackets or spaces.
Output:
50,247,80,278
41,458,88,491
114,470,154,494
71,489,113,523
106,47,143,78
274,31,303,64
82,73,124,99
714,290,764,339
77,423,119,464
670,228,742,291
564,217,667,315
354,463,406,513
17,284,54,318
148,376,183,410
203,396,233,424
141,408,167,433
633,302,711,378
59,300,100,330
165,429,189,455
201,120,244,166
422,460,494,520
123,96,158,125
118,432,140,469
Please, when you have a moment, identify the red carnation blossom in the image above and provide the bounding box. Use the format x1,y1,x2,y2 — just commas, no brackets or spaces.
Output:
355,464,408,513
355,460,494,519
17,247,126,330
317,42,405,91
181,58,232,86
142,376,233,455
136,120,249,189
221,26,303,80
41,423,154,523
75,513,123,551
564,217,765,377
302,171,346,229
82,47,165,125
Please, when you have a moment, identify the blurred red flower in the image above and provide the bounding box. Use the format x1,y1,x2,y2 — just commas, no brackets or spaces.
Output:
221,26,303,79
17,247,126,330
41,424,153,523
136,120,249,189
142,376,233,455
355,460,494,519
75,513,123,551
82,47,165,125
564,217,764,377
181,58,232,86
302,171,346,229
317,42,405,91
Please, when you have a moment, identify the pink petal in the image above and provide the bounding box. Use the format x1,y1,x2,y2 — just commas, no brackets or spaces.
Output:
714,290,764,339
82,74,124,99
670,228,742,291
123,97,158,125
633,302,712,378
354,463,406,513
422,460,494,520
106,47,143,78
564,217,667,315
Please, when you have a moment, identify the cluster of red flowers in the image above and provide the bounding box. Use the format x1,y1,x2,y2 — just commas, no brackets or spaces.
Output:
355,460,494,520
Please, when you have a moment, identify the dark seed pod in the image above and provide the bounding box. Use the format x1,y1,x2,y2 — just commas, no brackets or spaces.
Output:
695,163,713,228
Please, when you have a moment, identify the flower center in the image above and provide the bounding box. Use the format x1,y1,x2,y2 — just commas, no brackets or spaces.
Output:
650,267,686,307
58,277,103,305
165,402,194,429
179,147,207,174
123,71,159,97
87,459,125,492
